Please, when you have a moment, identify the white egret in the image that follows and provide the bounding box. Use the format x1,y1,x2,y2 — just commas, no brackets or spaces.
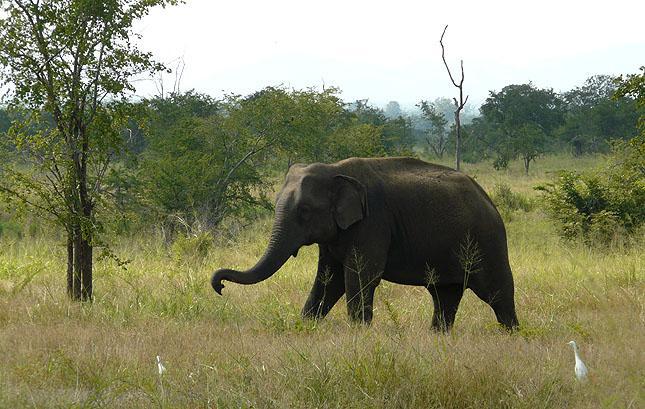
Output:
567,341,588,381
156,355,166,375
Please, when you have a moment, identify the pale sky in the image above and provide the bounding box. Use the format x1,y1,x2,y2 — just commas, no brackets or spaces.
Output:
134,0,645,110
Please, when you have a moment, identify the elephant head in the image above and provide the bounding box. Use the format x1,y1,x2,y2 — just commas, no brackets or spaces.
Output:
211,164,368,295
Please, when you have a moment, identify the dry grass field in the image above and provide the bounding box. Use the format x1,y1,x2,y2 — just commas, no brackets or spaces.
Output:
0,155,643,408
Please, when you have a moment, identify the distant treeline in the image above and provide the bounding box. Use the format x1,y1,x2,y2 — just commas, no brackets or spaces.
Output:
0,75,640,235
409,75,639,172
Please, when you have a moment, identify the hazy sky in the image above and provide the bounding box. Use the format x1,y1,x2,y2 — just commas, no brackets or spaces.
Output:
135,0,645,110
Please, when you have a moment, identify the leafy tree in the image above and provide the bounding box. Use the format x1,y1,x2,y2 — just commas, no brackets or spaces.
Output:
0,0,181,301
417,100,449,157
137,87,351,231
0,106,10,134
384,101,402,119
139,92,273,232
459,116,507,164
515,123,547,175
349,99,414,156
479,83,565,174
326,124,385,161
281,87,348,164
382,115,414,155
560,75,639,155
614,67,645,137
538,68,645,243
350,99,388,126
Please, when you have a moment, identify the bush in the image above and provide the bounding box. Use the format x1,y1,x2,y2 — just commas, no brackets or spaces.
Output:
0,218,22,238
490,183,534,213
171,231,214,262
536,135,644,243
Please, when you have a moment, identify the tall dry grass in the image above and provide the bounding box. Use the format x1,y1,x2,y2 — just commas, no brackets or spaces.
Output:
0,154,643,408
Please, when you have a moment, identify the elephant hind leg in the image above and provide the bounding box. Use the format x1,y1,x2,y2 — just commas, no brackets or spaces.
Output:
491,297,519,330
428,284,464,331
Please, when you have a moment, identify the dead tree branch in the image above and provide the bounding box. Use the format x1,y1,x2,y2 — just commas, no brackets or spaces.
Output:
439,24,469,171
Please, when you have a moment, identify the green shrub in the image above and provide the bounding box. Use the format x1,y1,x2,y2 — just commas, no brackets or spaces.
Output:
490,183,534,213
0,219,22,238
171,231,214,261
536,135,644,243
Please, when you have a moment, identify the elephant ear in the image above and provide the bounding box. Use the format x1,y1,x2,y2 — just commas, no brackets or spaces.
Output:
333,175,368,230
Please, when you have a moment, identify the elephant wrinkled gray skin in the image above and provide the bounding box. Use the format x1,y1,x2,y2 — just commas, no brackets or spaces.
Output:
211,157,519,330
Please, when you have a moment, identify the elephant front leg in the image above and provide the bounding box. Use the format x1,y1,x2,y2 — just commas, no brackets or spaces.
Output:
343,244,387,325
302,246,345,320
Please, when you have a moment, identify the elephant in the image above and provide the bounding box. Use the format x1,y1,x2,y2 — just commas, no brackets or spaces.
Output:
211,157,519,330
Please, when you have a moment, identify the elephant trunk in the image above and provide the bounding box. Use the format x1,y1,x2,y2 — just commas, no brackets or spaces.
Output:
211,202,300,295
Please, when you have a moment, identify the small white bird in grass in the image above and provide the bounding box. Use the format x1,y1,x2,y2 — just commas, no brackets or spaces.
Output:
156,355,166,376
567,341,588,381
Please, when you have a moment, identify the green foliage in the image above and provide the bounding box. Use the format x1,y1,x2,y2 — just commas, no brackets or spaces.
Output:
262,86,348,163
559,75,639,155
0,106,10,134
0,0,182,299
381,115,415,156
0,217,21,238
417,100,449,157
127,89,416,234
614,66,645,136
490,183,534,213
326,124,386,161
349,99,415,156
477,83,565,174
537,135,644,243
137,91,273,231
171,231,214,262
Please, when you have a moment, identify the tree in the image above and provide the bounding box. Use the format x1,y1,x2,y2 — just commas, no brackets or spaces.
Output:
417,100,449,157
439,25,469,171
326,123,385,161
0,106,10,134
350,99,387,126
614,66,645,136
515,123,547,175
384,101,402,119
0,0,181,301
281,86,348,164
560,75,639,155
349,99,414,156
137,86,354,231
479,83,565,174
139,91,274,232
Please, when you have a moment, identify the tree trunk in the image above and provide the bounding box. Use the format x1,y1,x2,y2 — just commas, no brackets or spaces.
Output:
573,139,582,156
66,223,92,301
67,224,93,302
67,125,94,302
524,157,530,176
80,236,93,301
455,111,461,171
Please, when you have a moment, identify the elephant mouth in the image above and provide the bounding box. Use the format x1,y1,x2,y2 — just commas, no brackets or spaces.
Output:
291,241,316,257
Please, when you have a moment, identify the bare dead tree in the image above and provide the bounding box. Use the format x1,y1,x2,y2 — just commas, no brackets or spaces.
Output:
172,56,186,95
439,25,469,171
